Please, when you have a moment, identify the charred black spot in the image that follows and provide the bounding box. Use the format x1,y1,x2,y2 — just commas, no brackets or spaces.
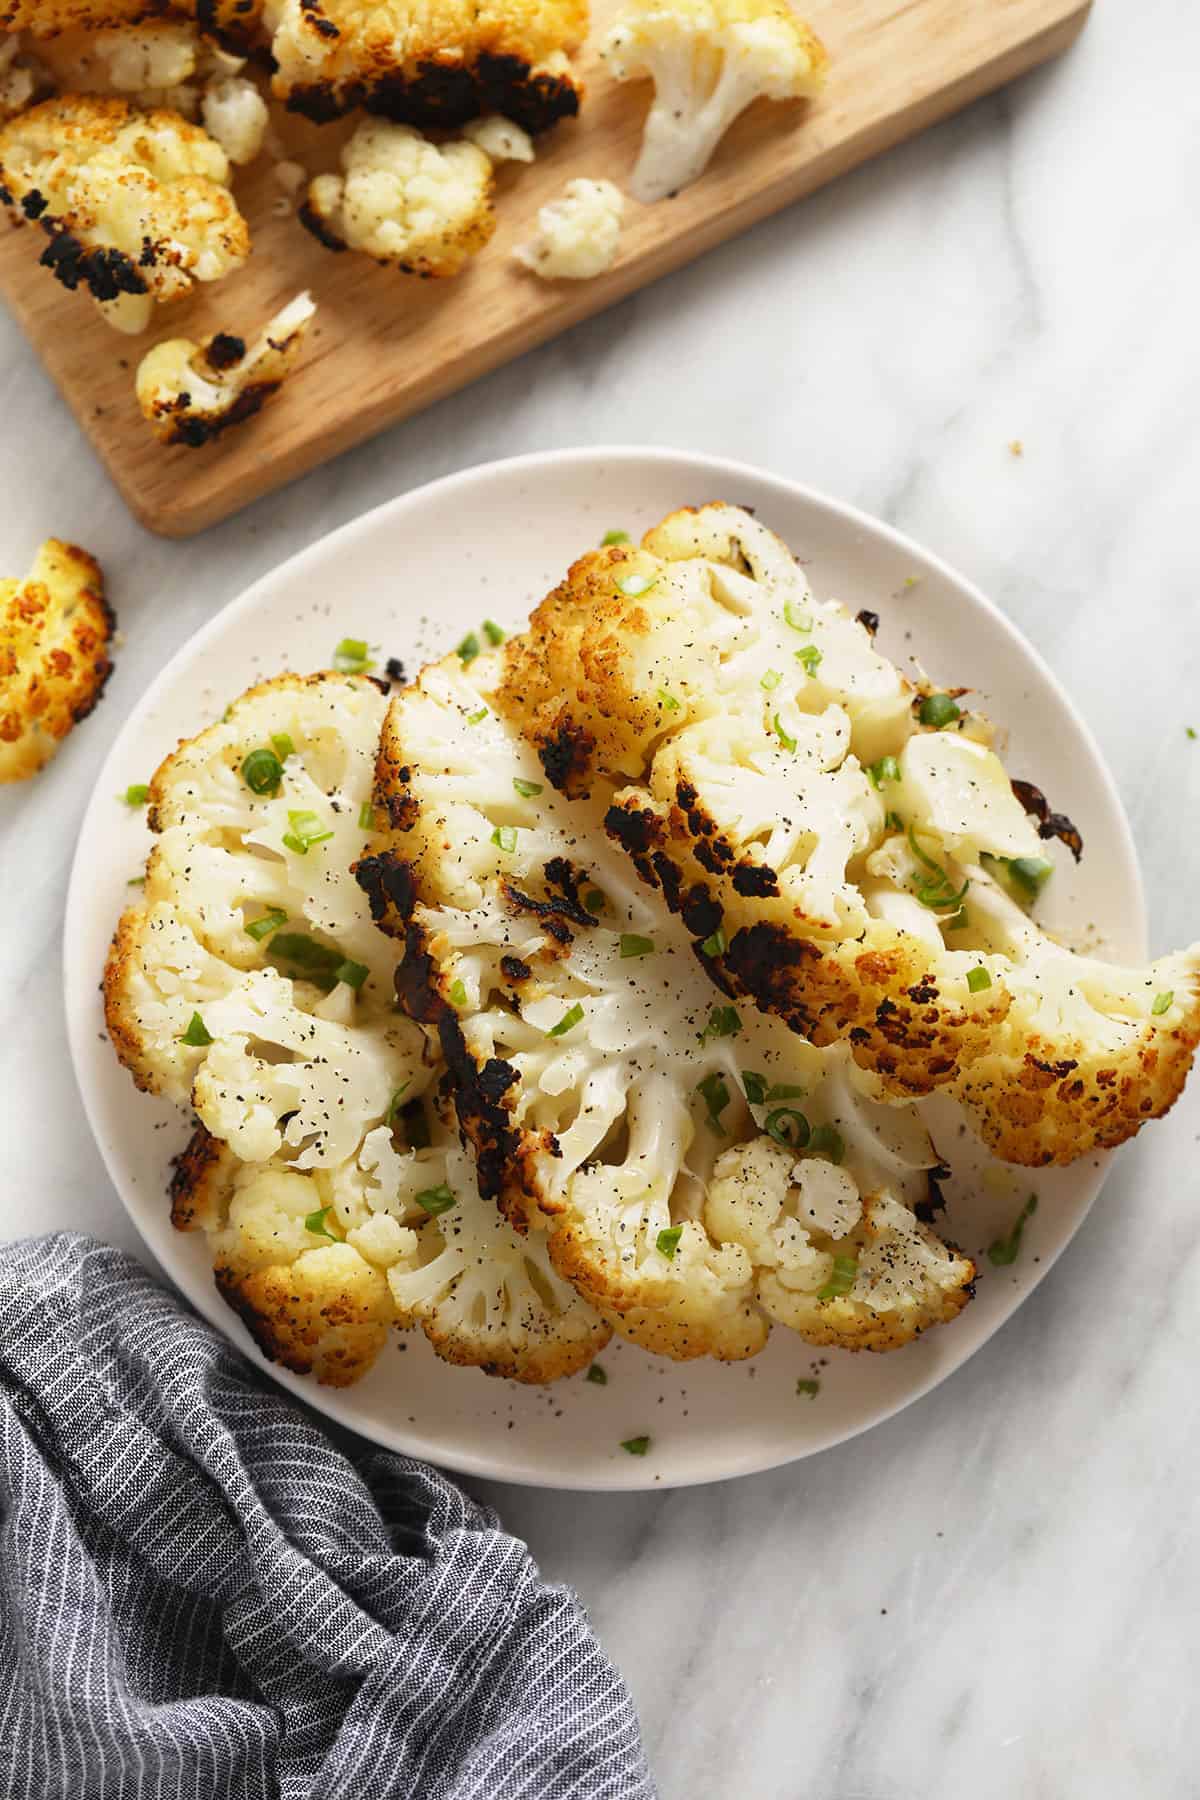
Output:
722,922,824,1036
500,954,532,982
298,201,348,252
1011,777,1084,862
163,382,279,448
651,852,683,912
693,835,734,874
732,862,780,898
20,189,46,221
503,868,595,936
680,885,722,940
168,1123,224,1231
385,656,407,685
538,719,595,797
38,224,149,302
206,332,246,372
354,850,417,931
1029,1055,1080,1081
906,978,938,1006
284,51,579,134
914,1162,951,1225
856,609,880,636
605,802,660,857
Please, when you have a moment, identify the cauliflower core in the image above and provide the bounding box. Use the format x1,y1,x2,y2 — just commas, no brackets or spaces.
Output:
496,502,1200,1162
514,176,623,280
602,0,828,202
136,289,316,446
0,94,249,332
301,119,494,277
264,0,586,132
463,112,534,163
356,649,969,1358
0,537,113,783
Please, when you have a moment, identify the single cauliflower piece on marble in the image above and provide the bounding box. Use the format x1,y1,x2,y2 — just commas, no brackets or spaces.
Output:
514,176,623,280
0,537,113,783
462,112,534,163
103,673,432,1167
136,290,316,447
300,119,494,276
0,94,249,331
264,0,586,133
601,0,827,202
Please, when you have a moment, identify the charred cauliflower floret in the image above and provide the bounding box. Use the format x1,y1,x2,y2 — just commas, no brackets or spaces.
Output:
601,0,827,202
514,175,623,280
300,119,494,276
264,0,586,132
497,502,1200,1159
2,0,265,54
355,650,971,1361
0,537,113,783
0,94,249,332
103,673,431,1166
136,289,315,446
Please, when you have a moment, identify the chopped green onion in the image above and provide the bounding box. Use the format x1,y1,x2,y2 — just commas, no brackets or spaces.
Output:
698,1005,741,1046
807,1125,845,1164
270,933,340,976
794,644,823,678
586,1363,608,1384
334,637,375,674
1007,855,1055,896
616,572,657,598
513,777,544,798
947,908,970,930
245,907,287,942
919,692,961,729
491,825,517,853
304,1205,339,1240
282,809,334,855
773,713,797,754
1152,990,1174,1016
482,619,506,645
415,1184,456,1216
583,889,606,914
548,1002,584,1038
987,1193,1037,1266
742,1070,768,1106
784,598,812,632
127,875,145,887
760,668,782,691
1188,727,1197,741
966,966,992,993
179,1012,213,1047
270,733,294,762
448,978,467,1007
869,755,900,788
467,707,489,725
696,1071,731,1133
335,958,369,991
620,933,655,958
121,783,151,807
656,688,680,712
601,529,630,546
456,632,480,664
766,1082,806,1101
907,824,969,912
385,1082,410,1124
701,927,726,957
358,801,376,831
656,1225,683,1260
242,748,283,795
620,1435,650,1456
766,1107,810,1150
796,1378,820,1399
885,810,903,832
816,1254,858,1300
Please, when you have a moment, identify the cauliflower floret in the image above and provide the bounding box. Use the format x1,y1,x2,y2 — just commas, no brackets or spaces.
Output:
301,119,494,277
462,113,534,163
601,0,827,202
87,22,199,89
0,95,249,332
136,290,316,447
103,673,431,1164
2,0,264,53
264,0,585,132
200,73,267,163
0,537,113,783
514,176,623,280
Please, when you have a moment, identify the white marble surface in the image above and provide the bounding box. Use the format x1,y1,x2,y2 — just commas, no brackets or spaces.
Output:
3,2,1200,1792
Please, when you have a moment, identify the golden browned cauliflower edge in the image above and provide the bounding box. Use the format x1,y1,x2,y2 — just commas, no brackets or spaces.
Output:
0,538,114,783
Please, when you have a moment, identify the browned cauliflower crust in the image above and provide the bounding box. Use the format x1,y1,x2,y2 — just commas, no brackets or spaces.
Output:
0,537,113,783
496,503,1200,1161
265,0,587,132
0,94,249,332
1,0,264,53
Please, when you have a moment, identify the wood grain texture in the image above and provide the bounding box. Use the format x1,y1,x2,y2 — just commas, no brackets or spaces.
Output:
0,0,1091,536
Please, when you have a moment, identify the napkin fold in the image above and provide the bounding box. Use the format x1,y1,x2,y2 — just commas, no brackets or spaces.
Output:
0,1233,654,1798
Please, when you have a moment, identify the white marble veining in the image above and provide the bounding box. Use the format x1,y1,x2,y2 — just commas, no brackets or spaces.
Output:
3,3,1200,1792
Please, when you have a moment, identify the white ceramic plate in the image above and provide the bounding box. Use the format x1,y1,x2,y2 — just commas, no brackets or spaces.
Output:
64,448,1145,1491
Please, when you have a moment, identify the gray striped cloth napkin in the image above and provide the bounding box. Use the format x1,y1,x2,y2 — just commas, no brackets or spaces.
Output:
0,1233,655,1799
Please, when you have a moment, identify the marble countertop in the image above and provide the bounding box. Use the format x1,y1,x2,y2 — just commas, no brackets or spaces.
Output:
3,2,1200,1792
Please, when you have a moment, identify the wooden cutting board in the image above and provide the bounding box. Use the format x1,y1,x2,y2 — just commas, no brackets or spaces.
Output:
0,0,1090,536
